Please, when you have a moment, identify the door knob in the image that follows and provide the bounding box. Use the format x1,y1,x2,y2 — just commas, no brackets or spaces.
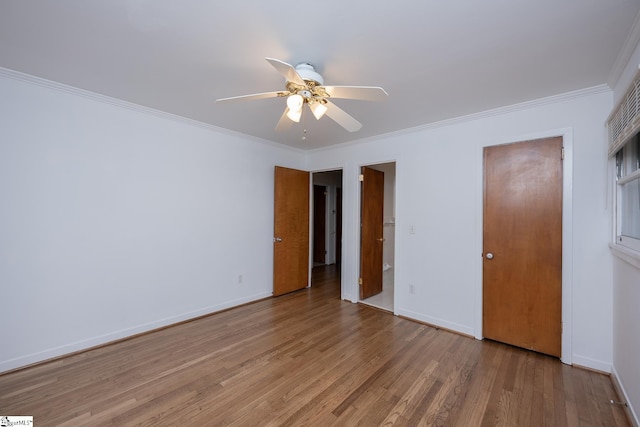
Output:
377,238,385,242
274,237,283,243
486,253,494,260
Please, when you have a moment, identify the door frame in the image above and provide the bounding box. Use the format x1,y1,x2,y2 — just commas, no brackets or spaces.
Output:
310,168,345,289
354,160,398,313
475,128,573,365
313,185,327,265
273,166,311,295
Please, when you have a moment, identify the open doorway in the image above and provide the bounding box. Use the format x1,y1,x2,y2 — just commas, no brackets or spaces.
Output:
360,162,395,312
311,170,343,292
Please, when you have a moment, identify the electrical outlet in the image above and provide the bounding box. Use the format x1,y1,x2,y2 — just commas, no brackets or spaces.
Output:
238,274,243,284
409,284,415,294
409,225,416,234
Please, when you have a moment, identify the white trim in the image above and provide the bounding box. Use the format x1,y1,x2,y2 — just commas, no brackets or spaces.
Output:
345,161,360,303
307,85,610,154
608,9,640,89
611,365,640,427
572,355,612,373
0,65,610,156
0,291,272,374
618,168,640,185
354,159,399,313
474,142,484,340
612,143,640,257
0,66,305,154
396,309,475,337
610,243,640,270
562,130,575,366
474,128,574,365
618,236,640,253
393,156,404,316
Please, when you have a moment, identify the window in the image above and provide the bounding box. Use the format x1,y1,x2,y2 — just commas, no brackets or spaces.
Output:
615,135,640,252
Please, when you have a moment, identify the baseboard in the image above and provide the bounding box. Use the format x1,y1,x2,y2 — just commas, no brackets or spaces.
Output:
395,308,475,337
571,354,612,373
0,291,272,374
611,366,640,427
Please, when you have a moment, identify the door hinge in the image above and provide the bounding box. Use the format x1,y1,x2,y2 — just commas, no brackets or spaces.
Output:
359,174,364,182
359,277,363,285
561,147,565,160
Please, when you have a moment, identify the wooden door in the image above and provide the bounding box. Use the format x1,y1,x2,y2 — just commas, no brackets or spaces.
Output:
483,137,563,357
360,166,384,299
313,185,326,264
336,187,342,266
274,166,310,296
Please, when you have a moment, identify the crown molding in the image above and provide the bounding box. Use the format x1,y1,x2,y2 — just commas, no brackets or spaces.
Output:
409,85,611,132
1,66,610,155
0,66,306,154
608,10,640,88
309,84,611,153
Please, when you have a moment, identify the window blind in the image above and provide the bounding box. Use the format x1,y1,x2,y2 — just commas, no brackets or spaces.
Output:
608,67,640,157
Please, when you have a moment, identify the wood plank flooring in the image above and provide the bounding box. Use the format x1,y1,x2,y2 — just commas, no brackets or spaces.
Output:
0,265,629,426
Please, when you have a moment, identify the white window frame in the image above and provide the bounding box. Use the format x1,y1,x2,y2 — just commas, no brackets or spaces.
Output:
612,138,640,265
608,67,640,263
615,170,640,252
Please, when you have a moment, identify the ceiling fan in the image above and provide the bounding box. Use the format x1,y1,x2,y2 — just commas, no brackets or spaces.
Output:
216,58,388,132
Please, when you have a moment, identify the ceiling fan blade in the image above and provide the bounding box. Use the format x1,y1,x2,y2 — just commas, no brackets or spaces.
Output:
322,85,388,101
266,57,306,86
275,108,293,132
324,101,362,132
216,91,286,103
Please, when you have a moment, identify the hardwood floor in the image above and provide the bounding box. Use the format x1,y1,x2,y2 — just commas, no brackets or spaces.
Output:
0,265,629,426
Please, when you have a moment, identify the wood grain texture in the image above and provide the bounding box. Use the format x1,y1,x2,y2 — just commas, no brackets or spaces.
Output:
483,137,563,357
360,166,384,299
0,265,628,426
273,166,309,296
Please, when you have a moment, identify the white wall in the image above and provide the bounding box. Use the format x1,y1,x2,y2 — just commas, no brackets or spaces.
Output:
610,36,640,425
0,71,305,372
612,257,640,423
0,66,622,381
308,87,614,372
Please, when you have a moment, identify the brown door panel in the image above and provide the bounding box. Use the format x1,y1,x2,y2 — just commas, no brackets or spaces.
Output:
483,137,562,357
360,166,384,299
274,166,310,296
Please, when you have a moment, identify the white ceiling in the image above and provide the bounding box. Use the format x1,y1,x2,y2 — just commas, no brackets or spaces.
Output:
1,1,639,150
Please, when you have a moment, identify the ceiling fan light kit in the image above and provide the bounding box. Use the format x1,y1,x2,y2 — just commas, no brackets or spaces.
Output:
216,57,388,133
286,106,302,123
309,100,328,120
286,93,304,113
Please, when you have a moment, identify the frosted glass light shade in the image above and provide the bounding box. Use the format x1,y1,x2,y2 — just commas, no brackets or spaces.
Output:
286,107,302,122
310,102,327,120
286,94,304,112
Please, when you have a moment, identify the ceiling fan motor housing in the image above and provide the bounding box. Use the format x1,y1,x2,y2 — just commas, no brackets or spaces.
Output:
295,63,324,86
